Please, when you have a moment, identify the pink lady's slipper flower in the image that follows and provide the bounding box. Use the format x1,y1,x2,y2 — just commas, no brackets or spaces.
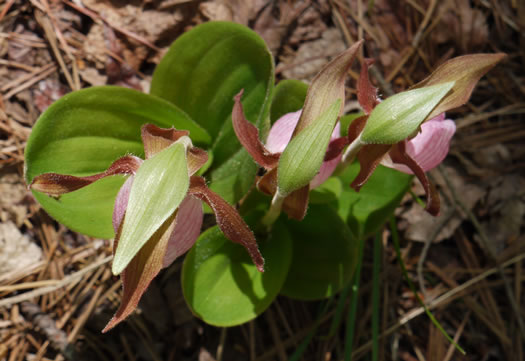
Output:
30,124,264,331
233,40,364,224
324,53,505,215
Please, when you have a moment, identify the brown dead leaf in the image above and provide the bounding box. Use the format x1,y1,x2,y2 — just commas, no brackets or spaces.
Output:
401,166,485,242
82,0,182,69
432,1,489,52
200,0,270,25
0,173,28,226
280,28,346,81
0,221,42,274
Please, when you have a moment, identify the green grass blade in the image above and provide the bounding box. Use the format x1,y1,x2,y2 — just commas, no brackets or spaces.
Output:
389,217,466,355
344,237,365,361
372,232,381,361
289,298,334,361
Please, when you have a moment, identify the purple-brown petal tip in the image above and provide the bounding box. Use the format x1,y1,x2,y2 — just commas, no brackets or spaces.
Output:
232,90,279,170
189,176,265,272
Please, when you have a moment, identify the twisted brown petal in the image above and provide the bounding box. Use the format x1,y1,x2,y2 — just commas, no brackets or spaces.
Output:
350,144,391,192
324,137,349,161
188,176,264,272
30,155,142,196
347,115,368,143
389,141,440,216
232,90,280,170
357,59,380,114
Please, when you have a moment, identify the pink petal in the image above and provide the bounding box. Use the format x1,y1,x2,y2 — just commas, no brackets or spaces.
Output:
383,114,456,174
265,110,302,154
162,195,203,268
267,111,342,188
113,176,134,233
311,153,342,188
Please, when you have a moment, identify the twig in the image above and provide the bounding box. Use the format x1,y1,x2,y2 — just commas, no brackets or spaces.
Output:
61,0,161,52
443,310,471,361
349,252,525,359
0,256,112,308
216,327,227,361
3,65,57,100
20,302,68,353
0,0,16,23
437,164,525,341
34,10,76,90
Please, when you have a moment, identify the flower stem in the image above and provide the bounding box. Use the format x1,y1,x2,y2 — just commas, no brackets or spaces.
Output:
261,189,286,228
341,136,363,165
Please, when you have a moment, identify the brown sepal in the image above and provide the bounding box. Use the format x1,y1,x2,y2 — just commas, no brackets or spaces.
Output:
188,176,264,272
232,90,280,170
357,58,379,114
187,147,209,176
282,185,309,221
256,168,308,220
389,141,440,216
256,168,277,196
350,144,391,192
102,211,177,332
30,155,142,197
410,53,506,120
141,123,189,159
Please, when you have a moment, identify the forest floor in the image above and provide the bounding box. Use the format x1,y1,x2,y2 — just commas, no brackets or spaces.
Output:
0,0,524,360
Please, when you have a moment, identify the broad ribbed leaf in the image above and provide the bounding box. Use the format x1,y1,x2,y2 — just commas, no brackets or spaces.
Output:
277,99,341,195
338,164,411,238
151,21,274,170
360,82,454,145
280,204,357,300
112,142,189,275
181,216,292,326
270,79,308,123
25,86,209,238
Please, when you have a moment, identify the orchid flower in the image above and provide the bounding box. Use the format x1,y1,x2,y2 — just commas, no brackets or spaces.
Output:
325,54,505,215
265,109,342,189
380,112,456,175
233,40,363,225
30,124,264,331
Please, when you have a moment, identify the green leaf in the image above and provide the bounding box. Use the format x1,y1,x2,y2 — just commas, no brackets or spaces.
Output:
337,164,411,239
151,21,274,165
25,86,209,239
181,216,292,326
360,82,454,144
280,204,357,300
208,148,258,205
113,141,189,275
270,79,308,123
309,176,342,204
277,99,341,195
